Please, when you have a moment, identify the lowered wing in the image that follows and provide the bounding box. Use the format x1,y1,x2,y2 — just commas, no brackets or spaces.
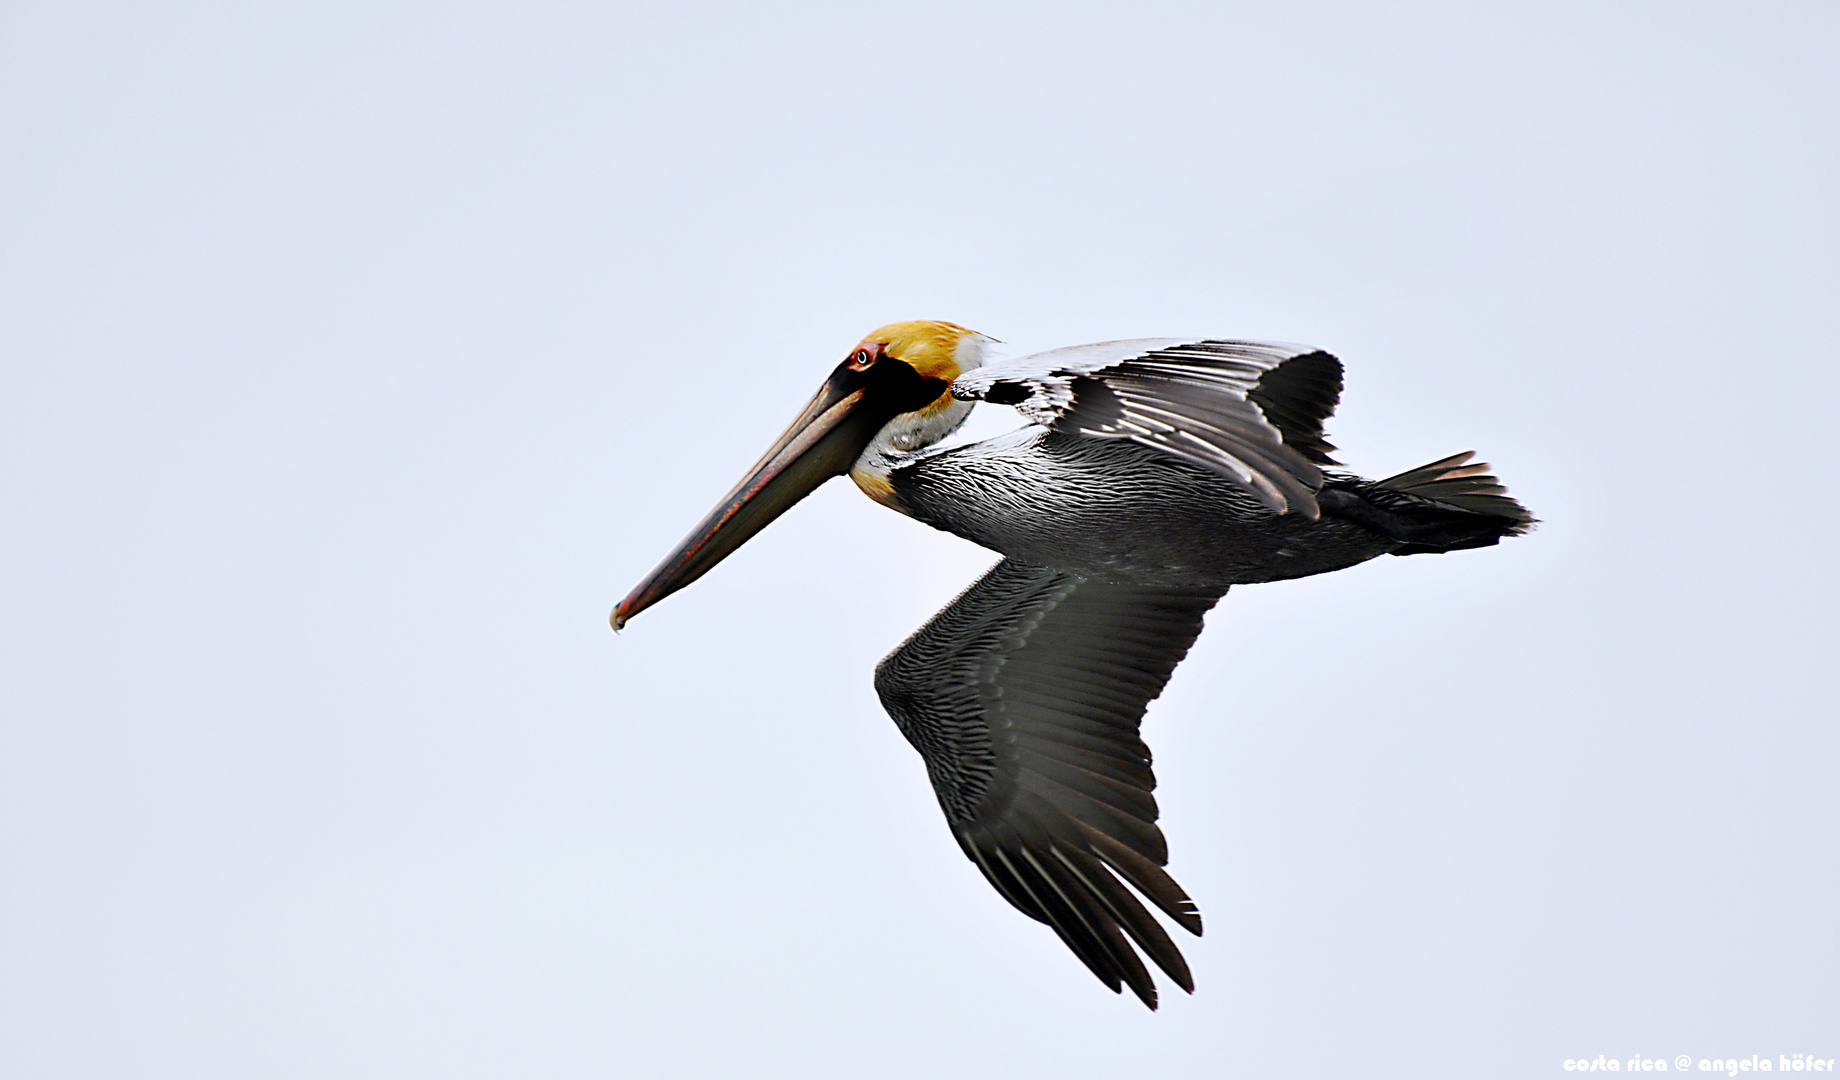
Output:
873,558,1226,1008
952,338,1342,516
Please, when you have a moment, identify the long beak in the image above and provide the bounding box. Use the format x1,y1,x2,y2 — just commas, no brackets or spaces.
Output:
612,371,893,630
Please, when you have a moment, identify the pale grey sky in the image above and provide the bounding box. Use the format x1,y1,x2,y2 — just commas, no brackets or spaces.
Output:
2,1,1835,1077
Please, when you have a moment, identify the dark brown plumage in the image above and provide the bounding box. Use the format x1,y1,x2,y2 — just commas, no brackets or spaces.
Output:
614,324,1533,1009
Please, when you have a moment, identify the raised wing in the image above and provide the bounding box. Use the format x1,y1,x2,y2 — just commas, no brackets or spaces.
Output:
873,558,1226,1008
952,339,1342,516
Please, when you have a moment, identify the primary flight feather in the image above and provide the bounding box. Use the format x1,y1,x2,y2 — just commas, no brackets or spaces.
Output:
614,321,1532,1008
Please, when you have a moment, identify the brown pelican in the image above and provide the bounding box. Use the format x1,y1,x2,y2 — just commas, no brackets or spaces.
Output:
614,321,1532,1008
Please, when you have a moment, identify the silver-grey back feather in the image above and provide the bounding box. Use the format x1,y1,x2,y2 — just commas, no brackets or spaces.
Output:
953,339,1338,515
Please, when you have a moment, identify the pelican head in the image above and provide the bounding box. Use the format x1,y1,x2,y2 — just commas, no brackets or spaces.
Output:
612,321,992,629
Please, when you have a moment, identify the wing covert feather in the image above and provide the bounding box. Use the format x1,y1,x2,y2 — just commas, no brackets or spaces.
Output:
952,339,1343,516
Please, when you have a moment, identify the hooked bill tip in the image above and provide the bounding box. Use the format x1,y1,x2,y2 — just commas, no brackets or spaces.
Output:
610,608,627,632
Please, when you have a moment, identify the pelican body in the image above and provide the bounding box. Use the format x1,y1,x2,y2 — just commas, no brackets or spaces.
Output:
615,321,1532,1008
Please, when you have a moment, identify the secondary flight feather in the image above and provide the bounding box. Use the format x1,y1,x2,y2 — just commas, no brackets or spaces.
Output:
613,320,1533,1008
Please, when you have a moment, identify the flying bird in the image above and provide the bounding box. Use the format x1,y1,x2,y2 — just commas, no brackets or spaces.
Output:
613,321,1532,1008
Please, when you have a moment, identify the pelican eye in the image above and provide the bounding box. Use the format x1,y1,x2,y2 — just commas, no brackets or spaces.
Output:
850,348,876,369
